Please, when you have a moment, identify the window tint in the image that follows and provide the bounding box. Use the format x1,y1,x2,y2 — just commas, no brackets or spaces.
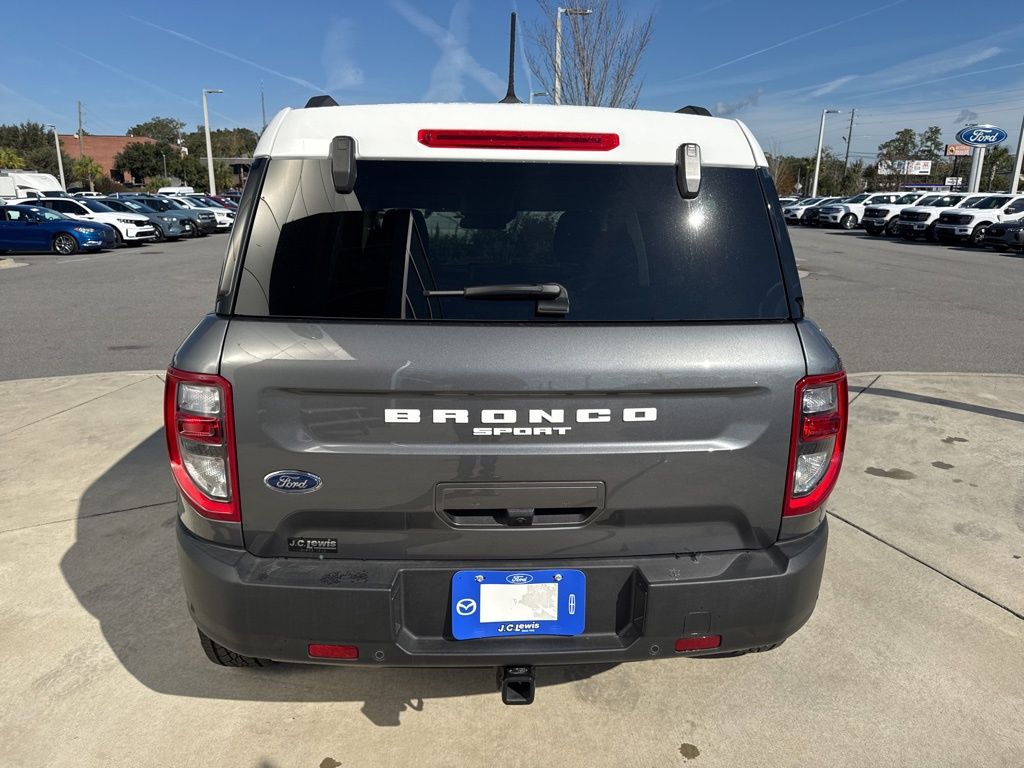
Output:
52,200,81,214
82,200,115,213
976,196,1011,209
233,159,788,322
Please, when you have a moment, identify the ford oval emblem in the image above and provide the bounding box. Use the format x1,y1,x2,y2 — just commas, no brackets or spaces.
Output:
263,470,322,494
506,573,534,584
955,125,1007,148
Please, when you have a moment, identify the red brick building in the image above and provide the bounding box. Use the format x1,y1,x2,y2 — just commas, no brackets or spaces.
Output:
58,134,159,185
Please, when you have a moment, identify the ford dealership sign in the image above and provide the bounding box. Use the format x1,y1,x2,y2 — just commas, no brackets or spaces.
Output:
955,126,1008,147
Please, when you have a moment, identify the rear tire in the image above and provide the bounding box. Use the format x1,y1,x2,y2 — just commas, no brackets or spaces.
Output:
197,628,273,667
840,213,857,230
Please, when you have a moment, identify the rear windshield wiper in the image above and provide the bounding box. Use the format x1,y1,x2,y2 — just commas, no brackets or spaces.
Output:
424,283,569,315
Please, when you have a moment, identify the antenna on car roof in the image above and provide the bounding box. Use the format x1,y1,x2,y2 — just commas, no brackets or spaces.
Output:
499,12,522,104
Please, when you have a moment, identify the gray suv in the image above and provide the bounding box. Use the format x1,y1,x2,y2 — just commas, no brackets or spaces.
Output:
165,101,846,705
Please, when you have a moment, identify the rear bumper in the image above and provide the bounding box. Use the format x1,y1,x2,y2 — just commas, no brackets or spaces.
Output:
984,230,1024,247
177,518,828,667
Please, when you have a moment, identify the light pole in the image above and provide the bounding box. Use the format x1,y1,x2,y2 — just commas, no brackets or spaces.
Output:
530,91,550,104
44,124,66,191
1010,114,1024,194
554,7,591,105
161,152,167,179
811,109,840,197
202,88,223,194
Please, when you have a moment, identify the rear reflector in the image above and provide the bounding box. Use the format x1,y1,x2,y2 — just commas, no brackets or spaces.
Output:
417,129,619,151
675,635,722,652
308,643,359,660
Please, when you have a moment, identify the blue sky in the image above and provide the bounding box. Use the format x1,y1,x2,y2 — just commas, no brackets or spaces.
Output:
2,0,1022,158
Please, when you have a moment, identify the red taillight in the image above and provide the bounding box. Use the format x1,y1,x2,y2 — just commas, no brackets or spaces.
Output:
675,635,722,652
308,643,359,660
164,367,240,523
784,371,848,517
417,129,619,151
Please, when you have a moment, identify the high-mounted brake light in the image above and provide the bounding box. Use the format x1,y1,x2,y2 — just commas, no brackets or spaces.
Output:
417,129,619,151
783,371,848,517
164,368,240,523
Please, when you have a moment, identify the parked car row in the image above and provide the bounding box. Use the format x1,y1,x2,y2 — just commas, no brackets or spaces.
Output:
0,192,236,255
782,191,1024,253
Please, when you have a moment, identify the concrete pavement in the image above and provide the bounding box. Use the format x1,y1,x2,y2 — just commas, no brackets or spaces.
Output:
0,371,1022,767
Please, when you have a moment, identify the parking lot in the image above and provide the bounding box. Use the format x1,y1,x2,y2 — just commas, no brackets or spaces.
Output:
1,228,1022,766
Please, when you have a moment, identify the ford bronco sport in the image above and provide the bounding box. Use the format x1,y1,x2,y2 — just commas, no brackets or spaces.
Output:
165,98,846,704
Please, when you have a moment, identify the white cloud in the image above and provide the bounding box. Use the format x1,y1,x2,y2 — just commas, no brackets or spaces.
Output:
961,46,1003,67
811,75,858,97
323,19,364,90
390,0,504,101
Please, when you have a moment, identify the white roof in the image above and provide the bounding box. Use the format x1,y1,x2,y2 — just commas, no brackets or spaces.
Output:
256,103,767,169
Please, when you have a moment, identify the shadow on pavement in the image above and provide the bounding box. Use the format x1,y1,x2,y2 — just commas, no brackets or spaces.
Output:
59,430,612,725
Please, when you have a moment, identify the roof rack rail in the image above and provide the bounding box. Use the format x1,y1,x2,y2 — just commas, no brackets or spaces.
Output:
305,95,339,108
675,106,712,117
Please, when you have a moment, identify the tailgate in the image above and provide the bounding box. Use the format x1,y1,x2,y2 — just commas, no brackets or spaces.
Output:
223,321,804,560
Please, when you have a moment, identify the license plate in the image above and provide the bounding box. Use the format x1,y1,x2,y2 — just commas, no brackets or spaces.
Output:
450,569,585,640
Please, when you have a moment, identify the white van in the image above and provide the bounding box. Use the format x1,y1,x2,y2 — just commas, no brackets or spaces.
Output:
158,186,196,196
0,172,66,199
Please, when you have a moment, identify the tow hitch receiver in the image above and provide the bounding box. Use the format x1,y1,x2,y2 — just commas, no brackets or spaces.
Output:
498,665,536,705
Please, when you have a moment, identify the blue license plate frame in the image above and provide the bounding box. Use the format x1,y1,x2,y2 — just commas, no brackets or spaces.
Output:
450,569,586,640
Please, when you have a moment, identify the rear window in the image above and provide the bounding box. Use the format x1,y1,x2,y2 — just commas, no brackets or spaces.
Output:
232,159,788,322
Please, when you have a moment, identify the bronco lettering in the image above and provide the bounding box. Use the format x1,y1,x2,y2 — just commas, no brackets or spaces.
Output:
385,407,657,425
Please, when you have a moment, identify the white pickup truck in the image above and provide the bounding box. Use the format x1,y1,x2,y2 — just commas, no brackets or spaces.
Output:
815,192,904,230
861,192,929,236
933,194,1024,246
894,193,987,241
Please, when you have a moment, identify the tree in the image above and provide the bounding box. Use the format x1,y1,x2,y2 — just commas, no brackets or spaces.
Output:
127,117,185,145
114,141,174,182
144,176,172,193
916,126,944,162
95,176,128,194
0,147,25,168
182,127,259,160
0,122,51,154
71,155,104,188
876,129,919,191
213,160,235,192
981,146,1014,192
169,152,204,187
527,0,654,108
0,122,73,176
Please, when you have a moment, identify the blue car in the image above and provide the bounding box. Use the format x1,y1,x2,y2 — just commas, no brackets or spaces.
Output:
0,204,116,254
